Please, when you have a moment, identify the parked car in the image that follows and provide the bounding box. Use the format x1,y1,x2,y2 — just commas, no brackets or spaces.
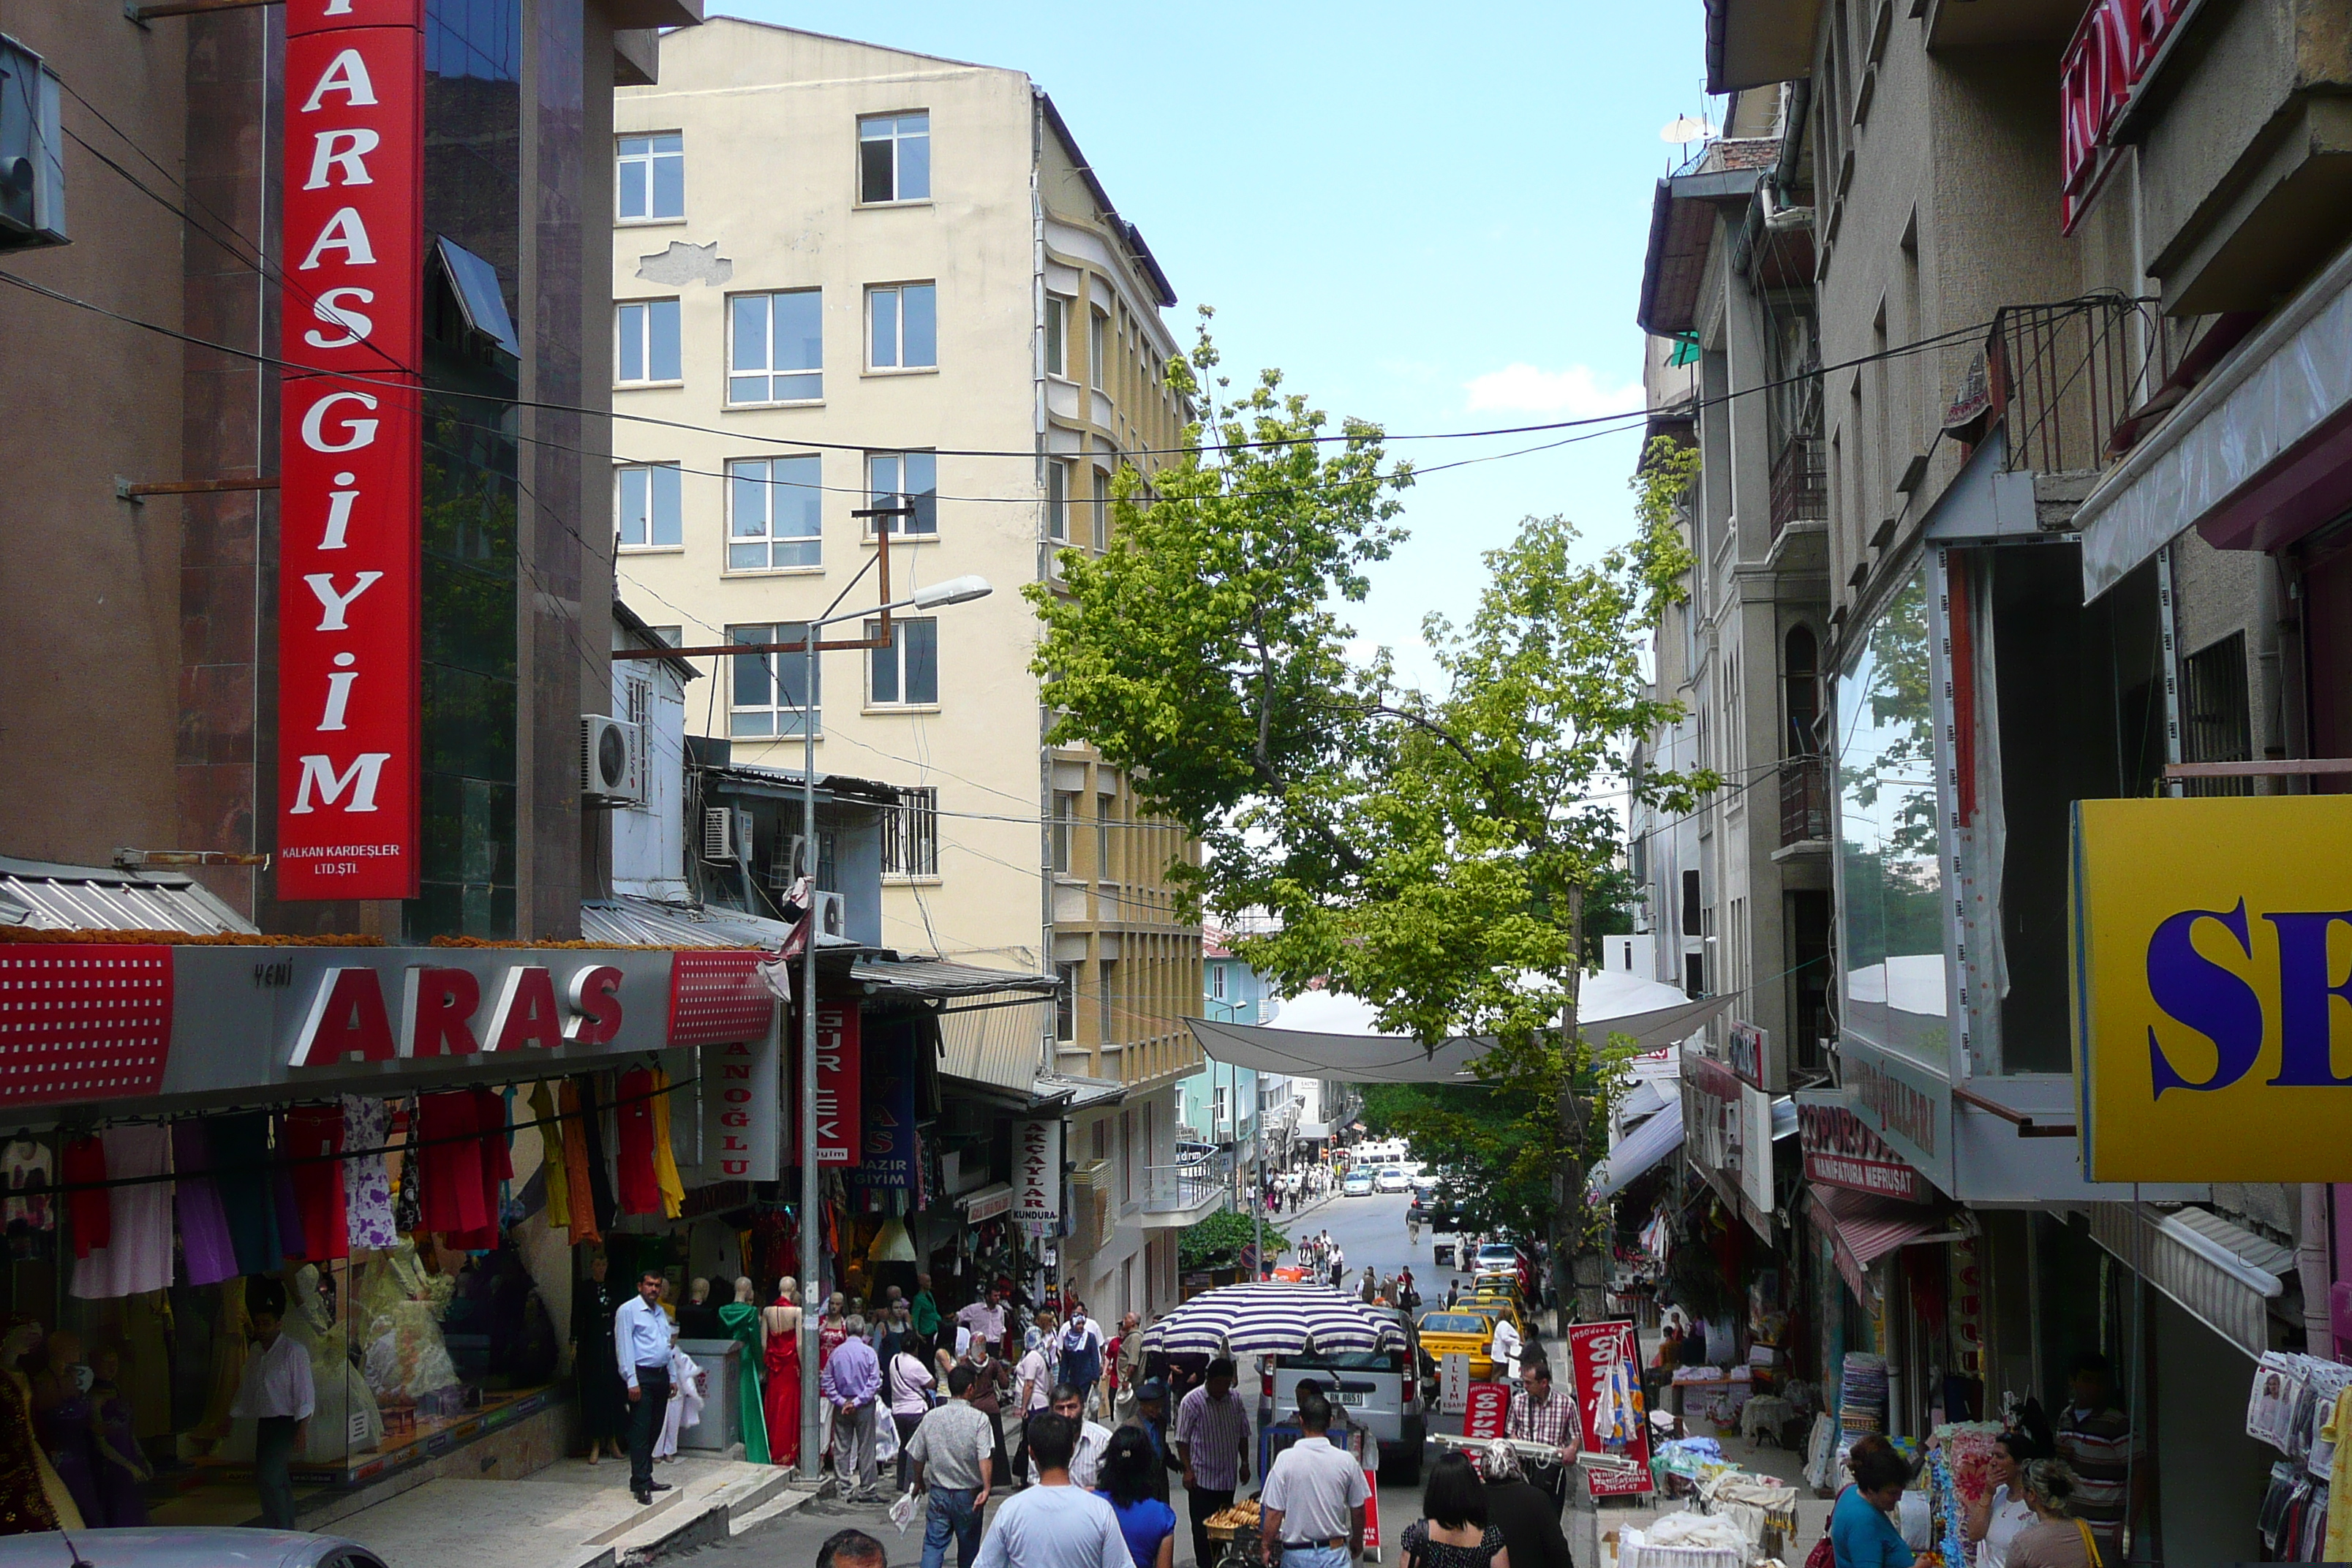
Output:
1268,1305,1425,1483
1409,1171,1441,1192
0,1531,388,1568
1374,1166,1411,1193
1413,1308,1499,1381
1342,1169,1376,1196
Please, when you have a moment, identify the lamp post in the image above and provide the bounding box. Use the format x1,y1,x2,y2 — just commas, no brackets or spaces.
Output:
790,535,990,1482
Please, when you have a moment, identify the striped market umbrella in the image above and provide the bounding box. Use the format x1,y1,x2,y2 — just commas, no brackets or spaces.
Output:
1141,1282,1409,1358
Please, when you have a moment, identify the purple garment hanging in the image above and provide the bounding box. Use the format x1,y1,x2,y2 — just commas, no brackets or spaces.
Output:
271,1115,307,1262
170,1122,238,1286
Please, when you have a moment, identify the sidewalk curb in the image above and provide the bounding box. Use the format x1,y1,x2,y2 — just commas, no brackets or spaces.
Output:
601,1466,817,1566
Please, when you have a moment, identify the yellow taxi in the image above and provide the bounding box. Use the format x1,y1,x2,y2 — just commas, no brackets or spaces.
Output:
1413,1308,1500,1379
1455,1293,1527,1345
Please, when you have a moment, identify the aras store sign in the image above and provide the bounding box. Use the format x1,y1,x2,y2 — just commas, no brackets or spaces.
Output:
2073,796,2352,1180
278,0,425,899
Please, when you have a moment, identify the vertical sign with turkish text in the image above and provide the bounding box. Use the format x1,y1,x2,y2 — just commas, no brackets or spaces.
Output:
1567,1320,1654,1499
279,0,425,899
844,1020,914,1189
704,1007,779,1181
1014,1117,1062,1226
812,999,861,1166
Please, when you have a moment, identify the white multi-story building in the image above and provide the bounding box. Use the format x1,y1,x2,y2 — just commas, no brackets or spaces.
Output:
611,20,1210,1322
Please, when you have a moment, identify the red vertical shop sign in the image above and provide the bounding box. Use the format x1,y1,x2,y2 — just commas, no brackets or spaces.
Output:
1565,1320,1655,1499
812,999,861,1166
278,0,426,900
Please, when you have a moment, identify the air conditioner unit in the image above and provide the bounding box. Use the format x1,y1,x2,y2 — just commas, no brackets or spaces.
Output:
0,36,66,251
702,806,753,862
812,889,848,941
579,715,644,807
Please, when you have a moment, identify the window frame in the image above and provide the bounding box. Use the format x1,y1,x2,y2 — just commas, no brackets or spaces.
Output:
883,785,941,880
1098,957,1117,1044
1051,789,1079,877
1090,465,1111,551
864,615,940,709
725,288,823,407
1046,459,1071,543
614,461,683,551
1055,962,1079,1041
862,450,938,538
614,297,682,387
615,132,684,223
866,281,938,372
1044,295,1071,380
726,622,820,739
856,110,932,205
725,456,823,573
1089,306,1109,389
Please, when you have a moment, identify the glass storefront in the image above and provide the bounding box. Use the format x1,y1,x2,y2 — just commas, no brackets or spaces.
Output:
1833,566,1948,1068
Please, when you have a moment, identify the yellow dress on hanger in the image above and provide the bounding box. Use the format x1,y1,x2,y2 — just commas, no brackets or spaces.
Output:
529,1083,569,1230
649,1067,686,1219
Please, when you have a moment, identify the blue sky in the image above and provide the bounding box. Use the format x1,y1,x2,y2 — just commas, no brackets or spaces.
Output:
721,1,1718,685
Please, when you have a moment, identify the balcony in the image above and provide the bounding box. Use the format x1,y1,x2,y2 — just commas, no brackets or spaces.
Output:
1142,1159,1225,1228
1769,434,1826,540
1778,755,1828,851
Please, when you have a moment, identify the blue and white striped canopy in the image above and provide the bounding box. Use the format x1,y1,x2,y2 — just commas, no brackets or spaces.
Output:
1141,1282,1409,1358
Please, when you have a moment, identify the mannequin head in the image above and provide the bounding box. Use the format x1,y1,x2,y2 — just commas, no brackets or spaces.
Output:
690,1276,709,1305
777,1276,797,1303
734,1276,754,1305
589,1252,608,1282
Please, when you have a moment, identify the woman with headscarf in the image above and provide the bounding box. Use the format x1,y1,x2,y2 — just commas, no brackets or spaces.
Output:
1477,1439,1573,1568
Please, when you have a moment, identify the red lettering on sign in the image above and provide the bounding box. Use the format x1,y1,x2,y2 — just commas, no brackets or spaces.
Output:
277,0,424,899
401,966,481,1057
290,966,397,1065
562,965,625,1045
2058,0,2190,230
484,967,563,1052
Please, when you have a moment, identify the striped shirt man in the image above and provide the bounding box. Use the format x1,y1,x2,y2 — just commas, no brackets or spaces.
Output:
1175,1382,1252,1490
2057,1402,2133,1546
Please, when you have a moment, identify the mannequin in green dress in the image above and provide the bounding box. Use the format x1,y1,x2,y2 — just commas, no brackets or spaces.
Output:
716,1277,769,1465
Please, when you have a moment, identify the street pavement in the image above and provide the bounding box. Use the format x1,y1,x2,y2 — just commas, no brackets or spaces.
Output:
692,1189,1492,1568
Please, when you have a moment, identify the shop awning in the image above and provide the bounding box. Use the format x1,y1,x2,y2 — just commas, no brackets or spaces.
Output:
853,956,1060,1003
0,853,257,936
1806,1183,1967,1307
2078,235,2352,597
1297,1121,1331,1140
581,894,807,949
1590,1099,1684,1202
2084,1203,2293,1360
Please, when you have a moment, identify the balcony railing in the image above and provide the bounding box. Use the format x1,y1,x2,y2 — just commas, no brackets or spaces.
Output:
1780,755,1828,847
1144,1160,1223,1215
1769,434,1827,540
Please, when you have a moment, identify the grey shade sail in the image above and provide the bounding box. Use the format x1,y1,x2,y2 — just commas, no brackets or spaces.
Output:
1183,991,1733,1085
1589,1099,1685,1202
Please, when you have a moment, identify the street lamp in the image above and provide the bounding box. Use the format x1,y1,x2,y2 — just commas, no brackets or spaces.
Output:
792,511,990,1480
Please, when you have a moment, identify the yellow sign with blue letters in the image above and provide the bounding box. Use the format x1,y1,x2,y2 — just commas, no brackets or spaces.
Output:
2072,795,2352,1180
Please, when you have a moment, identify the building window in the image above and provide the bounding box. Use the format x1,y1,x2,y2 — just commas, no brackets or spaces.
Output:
2181,630,2253,797
1091,467,1110,551
647,625,681,647
1090,307,1109,388
1093,1118,1109,1160
1096,795,1111,879
866,617,939,706
616,462,682,548
864,451,938,535
858,110,930,203
727,456,821,570
1047,460,1070,542
883,785,939,877
616,298,680,384
617,132,683,221
1213,1085,1229,1132
1209,962,1227,1001
1098,959,1117,1044
1055,962,1079,1041
728,290,822,404
1052,790,1079,875
1784,624,1821,755
867,282,937,370
1044,295,1069,377
1681,868,1702,936
728,623,817,737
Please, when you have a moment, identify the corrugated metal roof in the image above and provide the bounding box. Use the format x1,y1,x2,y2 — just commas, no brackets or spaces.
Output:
580,896,800,949
851,957,1058,1000
0,856,258,935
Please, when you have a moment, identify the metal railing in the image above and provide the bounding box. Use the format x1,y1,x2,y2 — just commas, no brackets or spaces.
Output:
1779,755,1828,847
1982,295,2138,475
1144,1161,1222,1213
1769,434,1827,540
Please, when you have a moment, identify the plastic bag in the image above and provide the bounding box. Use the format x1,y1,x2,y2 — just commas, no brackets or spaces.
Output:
889,1486,919,1536
875,1409,901,1465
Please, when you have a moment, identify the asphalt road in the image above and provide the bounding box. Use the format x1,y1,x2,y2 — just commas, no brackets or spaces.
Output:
698,1187,1502,1567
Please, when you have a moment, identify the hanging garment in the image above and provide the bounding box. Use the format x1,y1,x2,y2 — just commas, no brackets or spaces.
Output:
718,1299,770,1465
269,1114,308,1262
443,1088,510,1250
3,1136,54,1235
572,1273,630,1445
649,1068,686,1220
284,1104,347,1261
529,1084,569,1232
192,1279,251,1441
342,1097,397,1251
61,1135,108,1259
557,1081,601,1245
72,1125,173,1300
391,1101,424,1240
614,1066,662,1216
2324,1385,2352,1561
576,1076,618,1236
211,1113,282,1275
170,1121,240,1287
416,1090,490,1238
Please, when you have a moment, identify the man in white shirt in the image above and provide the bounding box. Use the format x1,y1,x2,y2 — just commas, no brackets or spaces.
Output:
615,1267,676,1504
1049,1383,1113,1490
1490,1315,1524,1386
230,1292,314,1529
1012,1336,1053,1484
971,1412,1128,1568
956,1288,1008,1357
1259,1390,1369,1568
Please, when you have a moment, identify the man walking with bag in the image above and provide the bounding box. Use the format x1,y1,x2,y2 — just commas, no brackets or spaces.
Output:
908,1365,994,1568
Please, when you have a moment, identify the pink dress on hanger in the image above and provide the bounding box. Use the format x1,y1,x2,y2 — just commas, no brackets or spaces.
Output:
72,1126,172,1300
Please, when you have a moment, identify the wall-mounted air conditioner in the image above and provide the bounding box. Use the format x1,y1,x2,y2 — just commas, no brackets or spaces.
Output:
579,715,644,806
702,806,753,862
767,834,810,889
812,889,848,941
0,36,66,251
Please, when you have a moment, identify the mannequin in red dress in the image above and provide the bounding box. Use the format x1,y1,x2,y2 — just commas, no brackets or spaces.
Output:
760,1276,802,1466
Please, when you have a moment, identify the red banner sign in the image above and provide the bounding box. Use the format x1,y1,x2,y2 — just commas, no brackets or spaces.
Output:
2058,0,2191,230
1463,1382,1510,1439
1565,1320,1654,1499
813,998,861,1166
277,0,424,900
1798,1101,1930,1203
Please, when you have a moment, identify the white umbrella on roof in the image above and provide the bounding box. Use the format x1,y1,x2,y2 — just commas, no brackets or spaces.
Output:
1141,1282,1407,1359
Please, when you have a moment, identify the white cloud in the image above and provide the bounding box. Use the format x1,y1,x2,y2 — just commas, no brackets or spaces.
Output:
1462,363,1646,418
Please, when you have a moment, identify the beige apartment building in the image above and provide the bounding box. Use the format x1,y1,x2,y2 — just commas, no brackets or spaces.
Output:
611,20,1211,1321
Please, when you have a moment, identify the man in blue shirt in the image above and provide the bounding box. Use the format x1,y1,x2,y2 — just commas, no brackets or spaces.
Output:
616,1268,675,1505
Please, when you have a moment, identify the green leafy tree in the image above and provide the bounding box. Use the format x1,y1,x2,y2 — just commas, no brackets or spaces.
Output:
1177,1208,1291,1273
1031,325,1713,1317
